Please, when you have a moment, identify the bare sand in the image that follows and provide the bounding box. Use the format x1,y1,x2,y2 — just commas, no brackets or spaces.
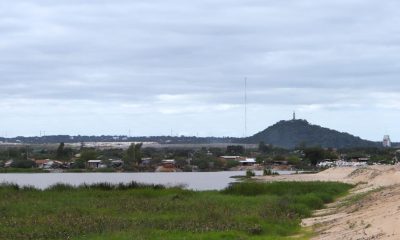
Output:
256,165,400,240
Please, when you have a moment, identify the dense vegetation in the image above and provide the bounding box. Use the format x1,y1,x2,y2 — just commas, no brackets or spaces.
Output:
0,181,352,240
246,119,379,149
0,140,398,172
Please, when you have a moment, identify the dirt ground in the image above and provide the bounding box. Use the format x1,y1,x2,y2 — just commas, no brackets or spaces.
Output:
256,165,400,240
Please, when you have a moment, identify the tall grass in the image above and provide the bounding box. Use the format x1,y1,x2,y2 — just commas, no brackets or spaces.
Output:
0,181,352,240
45,181,167,191
0,168,46,173
223,181,352,198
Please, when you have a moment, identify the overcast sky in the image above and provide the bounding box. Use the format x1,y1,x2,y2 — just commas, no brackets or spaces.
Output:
1,0,400,140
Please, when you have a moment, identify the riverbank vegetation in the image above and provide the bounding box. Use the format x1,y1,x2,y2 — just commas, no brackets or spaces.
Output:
0,168,46,173
1,141,399,173
0,181,352,240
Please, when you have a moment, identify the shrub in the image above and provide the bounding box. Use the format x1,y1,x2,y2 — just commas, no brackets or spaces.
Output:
246,170,255,178
0,182,20,190
47,183,76,191
11,160,35,168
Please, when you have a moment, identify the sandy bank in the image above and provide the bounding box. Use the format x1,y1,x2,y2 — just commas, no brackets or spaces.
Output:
256,165,400,191
257,165,400,240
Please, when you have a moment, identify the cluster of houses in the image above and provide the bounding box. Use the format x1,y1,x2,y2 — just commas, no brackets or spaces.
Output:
317,160,368,168
316,154,395,168
5,150,396,171
3,159,70,169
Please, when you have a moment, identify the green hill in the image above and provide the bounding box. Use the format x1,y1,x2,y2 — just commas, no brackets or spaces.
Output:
245,119,378,149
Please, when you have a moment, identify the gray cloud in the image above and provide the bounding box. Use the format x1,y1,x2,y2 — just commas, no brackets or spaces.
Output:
0,0,400,139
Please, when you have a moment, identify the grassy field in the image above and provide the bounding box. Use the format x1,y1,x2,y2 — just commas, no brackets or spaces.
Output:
0,181,352,240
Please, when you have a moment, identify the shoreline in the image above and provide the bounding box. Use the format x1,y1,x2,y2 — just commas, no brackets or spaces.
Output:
257,165,400,239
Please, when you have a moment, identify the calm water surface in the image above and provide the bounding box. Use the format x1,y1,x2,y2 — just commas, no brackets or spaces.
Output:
0,171,296,191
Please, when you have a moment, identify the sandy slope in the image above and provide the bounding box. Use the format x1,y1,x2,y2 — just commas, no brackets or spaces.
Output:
257,165,400,240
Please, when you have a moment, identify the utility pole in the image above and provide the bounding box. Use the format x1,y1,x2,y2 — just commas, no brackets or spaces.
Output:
244,77,247,138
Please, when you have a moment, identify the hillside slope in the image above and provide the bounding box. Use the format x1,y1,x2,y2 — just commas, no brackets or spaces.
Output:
245,119,378,149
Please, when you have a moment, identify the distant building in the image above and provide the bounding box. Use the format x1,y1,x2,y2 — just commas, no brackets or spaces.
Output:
141,158,152,166
4,160,13,168
383,135,391,148
35,159,50,168
219,156,244,161
87,160,104,169
239,158,256,166
110,159,124,168
161,159,176,168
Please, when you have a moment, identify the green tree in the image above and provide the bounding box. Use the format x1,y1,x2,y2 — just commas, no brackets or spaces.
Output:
226,159,240,169
74,149,98,169
56,143,66,159
226,145,245,155
258,142,271,153
11,160,35,168
287,155,301,165
80,149,98,162
304,147,325,165
124,143,143,168
56,142,65,159
55,142,74,161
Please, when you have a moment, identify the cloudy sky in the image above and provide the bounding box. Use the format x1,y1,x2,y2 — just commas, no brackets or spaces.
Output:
1,0,400,140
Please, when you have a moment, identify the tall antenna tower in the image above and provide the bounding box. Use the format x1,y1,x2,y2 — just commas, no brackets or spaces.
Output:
244,77,247,138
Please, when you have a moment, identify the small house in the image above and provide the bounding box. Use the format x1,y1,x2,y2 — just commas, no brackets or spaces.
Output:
239,158,256,166
87,160,104,169
110,159,123,168
219,156,245,162
35,159,50,168
4,160,13,168
141,158,152,166
161,159,176,168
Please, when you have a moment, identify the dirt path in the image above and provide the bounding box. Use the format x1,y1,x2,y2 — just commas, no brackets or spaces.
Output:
257,165,400,240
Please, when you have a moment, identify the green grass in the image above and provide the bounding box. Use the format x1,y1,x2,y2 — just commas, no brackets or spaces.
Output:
0,181,352,240
0,168,47,173
65,168,118,173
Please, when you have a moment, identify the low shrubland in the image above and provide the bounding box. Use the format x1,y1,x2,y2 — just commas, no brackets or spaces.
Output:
0,181,352,240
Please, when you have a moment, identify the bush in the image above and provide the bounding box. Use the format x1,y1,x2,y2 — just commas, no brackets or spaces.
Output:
263,169,279,176
246,170,255,178
10,160,35,168
226,160,240,169
0,182,20,190
78,181,167,191
47,183,75,191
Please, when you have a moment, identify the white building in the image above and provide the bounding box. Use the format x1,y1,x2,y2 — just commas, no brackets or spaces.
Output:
239,158,256,166
87,160,106,169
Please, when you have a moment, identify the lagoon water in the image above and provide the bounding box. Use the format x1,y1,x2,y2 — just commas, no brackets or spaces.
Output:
0,171,296,191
